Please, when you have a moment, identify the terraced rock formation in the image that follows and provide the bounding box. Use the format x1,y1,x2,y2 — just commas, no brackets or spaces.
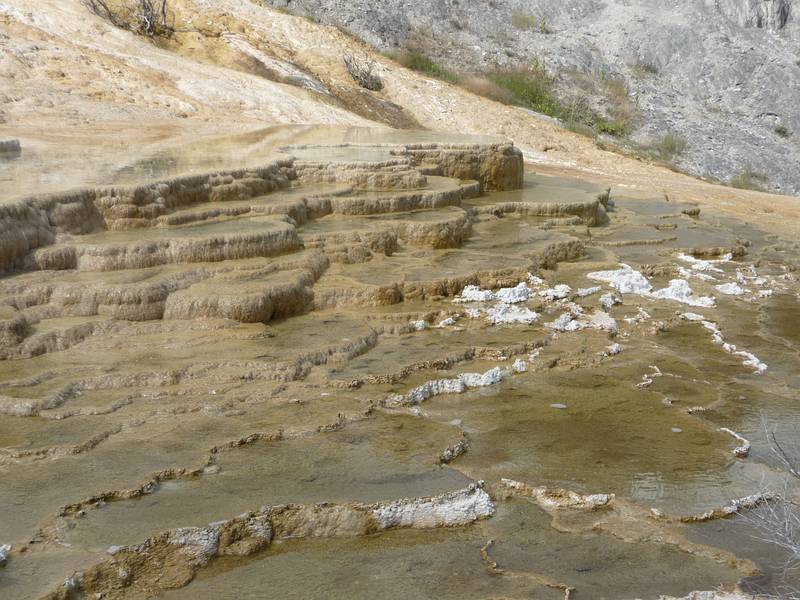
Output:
1,129,799,599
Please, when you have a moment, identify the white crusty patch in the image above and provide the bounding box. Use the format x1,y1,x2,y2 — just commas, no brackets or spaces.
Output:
485,303,539,325
547,309,618,333
454,284,496,303
677,253,732,273
547,312,581,332
637,365,662,388
715,282,745,296
500,479,614,511
455,282,532,304
624,307,651,324
576,286,602,297
719,427,751,458
372,483,495,528
678,265,716,281
680,312,706,322
538,284,571,301
600,292,621,310
650,279,715,308
167,527,221,563
587,264,652,294
588,264,719,307
588,310,619,333
496,282,532,304
527,274,545,286
681,315,768,374
385,367,505,406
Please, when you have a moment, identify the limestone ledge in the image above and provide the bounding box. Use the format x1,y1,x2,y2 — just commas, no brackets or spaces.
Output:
42,483,493,599
394,142,524,191
476,198,609,227
0,159,296,273
284,141,524,192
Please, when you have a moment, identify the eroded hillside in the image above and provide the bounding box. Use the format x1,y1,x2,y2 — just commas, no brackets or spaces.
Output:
263,0,800,195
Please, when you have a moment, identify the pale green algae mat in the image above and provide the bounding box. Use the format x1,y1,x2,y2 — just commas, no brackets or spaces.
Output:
0,127,798,600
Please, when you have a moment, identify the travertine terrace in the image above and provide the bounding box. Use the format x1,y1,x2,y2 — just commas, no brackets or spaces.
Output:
1,128,799,599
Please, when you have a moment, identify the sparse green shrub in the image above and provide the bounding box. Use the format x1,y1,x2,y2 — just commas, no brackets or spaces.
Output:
594,118,629,137
627,132,687,164
730,166,769,191
560,95,597,130
460,76,515,104
775,124,792,138
657,133,687,160
599,76,636,136
393,50,459,83
487,63,563,117
511,12,552,33
631,60,659,77
565,119,595,137
395,50,633,140
512,12,537,30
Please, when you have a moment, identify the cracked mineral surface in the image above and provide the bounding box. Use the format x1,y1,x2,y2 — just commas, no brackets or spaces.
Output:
1,128,799,599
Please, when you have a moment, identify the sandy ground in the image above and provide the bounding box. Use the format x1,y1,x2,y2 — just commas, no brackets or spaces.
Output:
1,0,797,239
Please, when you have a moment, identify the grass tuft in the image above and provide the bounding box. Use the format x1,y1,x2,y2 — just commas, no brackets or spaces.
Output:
393,50,459,82
511,12,552,34
730,166,769,191
630,60,659,77
656,133,687,160
775,124,792,138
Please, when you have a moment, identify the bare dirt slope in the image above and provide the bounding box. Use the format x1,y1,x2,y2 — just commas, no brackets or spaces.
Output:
0,0,798,239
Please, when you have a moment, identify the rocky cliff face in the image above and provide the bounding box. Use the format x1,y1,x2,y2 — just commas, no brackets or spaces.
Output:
265,0,800,195
716,0,793,30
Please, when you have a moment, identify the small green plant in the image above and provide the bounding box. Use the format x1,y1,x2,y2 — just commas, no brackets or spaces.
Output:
394,50,459,82
657,133,687,160
564,118,595,138
511,12,551,33
775,124,792,138
594,118,629,137
631,60,659,77
488,64,562,117
730,166,769,191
